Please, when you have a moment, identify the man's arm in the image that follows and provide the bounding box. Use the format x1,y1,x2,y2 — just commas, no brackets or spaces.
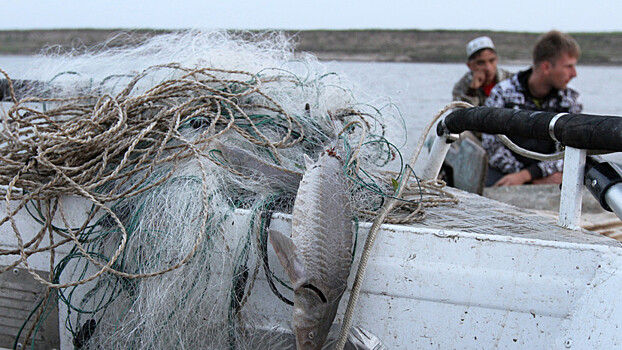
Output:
537,159,564,178
482,133,525,175
482,87,526,175
567,88,583,114
494,169,532,186
483,79,566,186
482,84,532,186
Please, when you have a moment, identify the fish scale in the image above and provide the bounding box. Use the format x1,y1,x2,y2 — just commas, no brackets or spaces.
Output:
269,150,353,350
293,157,351,288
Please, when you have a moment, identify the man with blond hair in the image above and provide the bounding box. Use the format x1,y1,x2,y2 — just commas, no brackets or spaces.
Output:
483,30,582,187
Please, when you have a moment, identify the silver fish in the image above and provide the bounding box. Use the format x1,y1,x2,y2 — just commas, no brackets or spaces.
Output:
270,150,353,350
343,326,389,350
323,325,389,350
212,139,303,192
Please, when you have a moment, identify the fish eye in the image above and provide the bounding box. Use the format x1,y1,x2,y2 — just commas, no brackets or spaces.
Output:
308,331,315,339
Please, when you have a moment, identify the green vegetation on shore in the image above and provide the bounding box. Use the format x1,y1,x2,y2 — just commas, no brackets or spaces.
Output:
1,29,621,65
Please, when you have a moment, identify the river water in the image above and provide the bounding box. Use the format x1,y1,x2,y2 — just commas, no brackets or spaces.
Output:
325,61,622,158
1,55,621,159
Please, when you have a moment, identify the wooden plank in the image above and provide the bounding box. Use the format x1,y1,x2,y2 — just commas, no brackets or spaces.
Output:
0,294,41,311
0,267,59,349
1,315,50,342
0,287,40,303
0,307,32,321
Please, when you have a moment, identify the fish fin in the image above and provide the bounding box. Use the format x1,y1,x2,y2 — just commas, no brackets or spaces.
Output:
303,154,314,170
269,229,306,289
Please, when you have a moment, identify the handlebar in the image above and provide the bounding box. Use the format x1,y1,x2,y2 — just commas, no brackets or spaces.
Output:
439,107,622,152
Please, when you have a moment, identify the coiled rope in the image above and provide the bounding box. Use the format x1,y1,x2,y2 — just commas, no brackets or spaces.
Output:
0,60,458,348
0,63,312,289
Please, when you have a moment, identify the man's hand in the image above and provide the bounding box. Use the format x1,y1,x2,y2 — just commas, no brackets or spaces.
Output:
470,70,486,90
494,169,532,186
531,172,563,185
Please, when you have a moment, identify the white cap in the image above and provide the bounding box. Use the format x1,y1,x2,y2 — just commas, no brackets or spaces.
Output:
466,36,495,59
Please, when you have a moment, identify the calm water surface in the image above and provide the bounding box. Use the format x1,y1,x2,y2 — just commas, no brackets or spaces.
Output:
326,61,622,157
1,55,621,158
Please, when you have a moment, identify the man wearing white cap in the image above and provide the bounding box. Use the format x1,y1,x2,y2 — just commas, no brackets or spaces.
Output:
452,36,512,106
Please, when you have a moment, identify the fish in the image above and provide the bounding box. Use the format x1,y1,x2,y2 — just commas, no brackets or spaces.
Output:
344,326,389,350
269,149,353,350
212,139,303,192
324,326,389,350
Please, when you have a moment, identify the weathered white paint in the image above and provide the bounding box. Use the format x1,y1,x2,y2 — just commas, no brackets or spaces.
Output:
1,191,621,349
559,147,587,230
418,134,453,181
247,210,622,349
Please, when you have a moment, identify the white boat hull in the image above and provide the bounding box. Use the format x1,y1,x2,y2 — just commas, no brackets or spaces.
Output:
1,190,621,349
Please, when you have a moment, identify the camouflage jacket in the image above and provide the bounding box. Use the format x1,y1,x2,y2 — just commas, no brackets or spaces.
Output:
483,68,583,180
451,67,513,106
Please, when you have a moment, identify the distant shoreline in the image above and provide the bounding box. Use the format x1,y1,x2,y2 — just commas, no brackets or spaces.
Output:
0,29,621,65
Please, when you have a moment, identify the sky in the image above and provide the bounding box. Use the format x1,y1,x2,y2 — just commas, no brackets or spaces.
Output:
1,0,622,33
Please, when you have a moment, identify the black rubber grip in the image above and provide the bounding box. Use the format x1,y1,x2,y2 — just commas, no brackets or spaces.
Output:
440,107,622,152
584,157,622,211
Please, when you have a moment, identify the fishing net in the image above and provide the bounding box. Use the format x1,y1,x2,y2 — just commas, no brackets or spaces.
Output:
0,30,456,349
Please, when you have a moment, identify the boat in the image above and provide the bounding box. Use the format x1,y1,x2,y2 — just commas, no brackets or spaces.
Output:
1,30,622,348
435,109,622,240
3,101,622,349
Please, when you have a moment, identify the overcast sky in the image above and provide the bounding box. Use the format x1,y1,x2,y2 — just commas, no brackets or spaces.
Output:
1,0,621,32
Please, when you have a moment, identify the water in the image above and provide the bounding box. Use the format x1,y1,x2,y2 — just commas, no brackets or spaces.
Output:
2,55,622,159
0,55,31,76
325,61,622,158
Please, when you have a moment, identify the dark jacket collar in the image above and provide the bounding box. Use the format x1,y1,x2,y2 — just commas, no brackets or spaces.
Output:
517,68,560,101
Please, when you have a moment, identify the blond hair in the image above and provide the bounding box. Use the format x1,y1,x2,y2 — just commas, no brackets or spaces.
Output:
533,30,580,65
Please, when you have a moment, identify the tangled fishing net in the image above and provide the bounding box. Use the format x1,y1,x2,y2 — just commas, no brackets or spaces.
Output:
0,31,456,349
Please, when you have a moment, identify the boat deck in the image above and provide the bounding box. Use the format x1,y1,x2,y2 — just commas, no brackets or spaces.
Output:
257,189,622,349
1,191,621,349
415,187,620,247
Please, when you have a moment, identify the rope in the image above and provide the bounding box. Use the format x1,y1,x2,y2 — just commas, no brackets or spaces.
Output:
0,64,309,289
334,101,471,350
0,60,459,348
0,64,314,347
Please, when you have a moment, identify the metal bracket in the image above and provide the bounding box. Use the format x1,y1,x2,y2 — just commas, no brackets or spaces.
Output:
558,146,586,230
439,118,460,142
419,133,455,181
548,112,567,143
